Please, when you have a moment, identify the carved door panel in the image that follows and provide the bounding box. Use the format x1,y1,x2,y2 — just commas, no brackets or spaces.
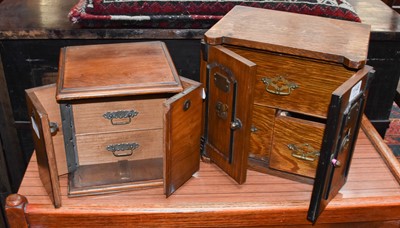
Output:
203,45,257,184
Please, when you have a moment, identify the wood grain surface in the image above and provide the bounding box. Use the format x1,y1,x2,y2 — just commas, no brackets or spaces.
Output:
25,85,63,207
76,129,163,166
164,77,203,197
227,45,356,119
269,115,325,178
249,105,275,162
56,42,183,101
72,98,165,135
26,85,67,175
205,45,257,184
12,122,400,227
5,194,29,228
205,6,371,69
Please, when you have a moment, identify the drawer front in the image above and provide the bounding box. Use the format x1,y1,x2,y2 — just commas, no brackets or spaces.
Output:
73,98,165,134
269,115,325,178
226,45,355,118
76,129,163,165
249,105,275,162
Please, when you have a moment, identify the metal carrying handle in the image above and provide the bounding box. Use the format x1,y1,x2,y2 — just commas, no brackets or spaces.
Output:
106,142,139,157
103,110,139,125
261,75,298,96
288,143,320,162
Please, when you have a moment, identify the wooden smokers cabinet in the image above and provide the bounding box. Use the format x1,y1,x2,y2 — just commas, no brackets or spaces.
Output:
26,42,203,207
200,6,374,222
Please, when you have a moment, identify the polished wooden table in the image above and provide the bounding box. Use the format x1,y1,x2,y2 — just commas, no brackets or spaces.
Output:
1,0,400,203
5,118,400,227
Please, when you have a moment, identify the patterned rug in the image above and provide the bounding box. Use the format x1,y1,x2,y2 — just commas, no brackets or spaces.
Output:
69,0,361,28
384,102,400,159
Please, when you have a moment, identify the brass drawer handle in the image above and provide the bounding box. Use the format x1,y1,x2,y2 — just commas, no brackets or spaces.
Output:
288,143,320,162
103,110,139,125
261,75,298,96
106,142,139,157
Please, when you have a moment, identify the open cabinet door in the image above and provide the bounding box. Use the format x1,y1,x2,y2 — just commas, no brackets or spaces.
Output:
164,77,203,197
307,66,374,223
26,84,63,208
203,45,257,184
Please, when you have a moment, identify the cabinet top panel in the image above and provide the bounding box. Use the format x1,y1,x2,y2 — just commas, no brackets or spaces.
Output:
56,41,182,101
204,6,371,69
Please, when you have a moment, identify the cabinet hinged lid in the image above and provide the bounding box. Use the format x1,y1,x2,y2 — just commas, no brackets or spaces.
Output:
204,6,371,69
56,41,183,101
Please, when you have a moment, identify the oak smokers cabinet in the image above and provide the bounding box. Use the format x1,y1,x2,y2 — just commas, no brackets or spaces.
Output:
26,41,203,207
200,6,374,222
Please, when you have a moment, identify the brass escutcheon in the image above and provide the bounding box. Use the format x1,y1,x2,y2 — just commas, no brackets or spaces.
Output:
103,110,139,125
214,72,230,93
288,143,320,162
215,101,229,120
261,75,298,96
183,99,191,111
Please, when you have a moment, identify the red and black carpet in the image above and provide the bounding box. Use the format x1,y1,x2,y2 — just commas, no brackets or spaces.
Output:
384,102,400,161
68,0,361,28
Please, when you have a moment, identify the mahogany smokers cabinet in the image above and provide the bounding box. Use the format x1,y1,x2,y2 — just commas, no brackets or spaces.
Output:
26,41,203,207
200,6,373,222
25,6,374,224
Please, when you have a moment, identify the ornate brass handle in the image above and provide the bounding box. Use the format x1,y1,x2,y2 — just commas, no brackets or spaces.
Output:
288,143,320,162
261,75,298,96
103,110,139,125
106,142,139,157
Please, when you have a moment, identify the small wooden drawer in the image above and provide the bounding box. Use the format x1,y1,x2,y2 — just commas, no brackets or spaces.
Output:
76,129,163,166
226,46,355,118
73,98,165,135
269,114,325,178
249,105,275,162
